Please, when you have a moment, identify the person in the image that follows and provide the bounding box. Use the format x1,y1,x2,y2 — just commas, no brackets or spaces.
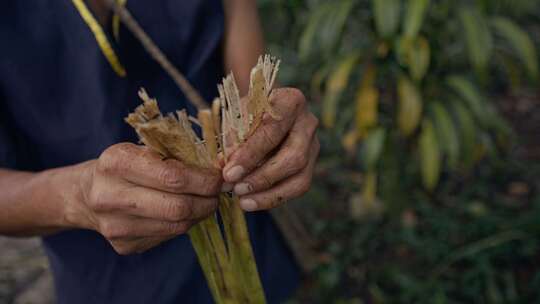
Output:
0,0,320,303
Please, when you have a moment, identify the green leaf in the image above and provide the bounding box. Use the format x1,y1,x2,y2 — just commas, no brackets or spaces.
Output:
373,0,401,38
450,101,477,168
491,16,539,80
408,36,430,81
397,75,423,136
403,0,430,38
361,127,387,170
311,63,333,96
322,53,361,128
459,8,493,75
299,0,355,61
299,3,330,61
429,102,460,169
395,35,412,66
446,76,487,127
419,118,441,191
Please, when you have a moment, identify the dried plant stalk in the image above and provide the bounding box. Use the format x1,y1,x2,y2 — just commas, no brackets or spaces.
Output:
126,55,280,304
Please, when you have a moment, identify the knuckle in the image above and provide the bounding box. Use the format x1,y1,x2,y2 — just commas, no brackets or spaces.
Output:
260,124,280,149
267,195,286,210
98,143,133,175
201,198,219,217
307,113,320,130
285,88,306,107
296,177,312,195
88,190,110,211
168,199,193,221
198,170,222,195
158,168,186,190
168,222,190,235
257,173,274,189
101,222,129,239
291,152,309,171
112,242,135,256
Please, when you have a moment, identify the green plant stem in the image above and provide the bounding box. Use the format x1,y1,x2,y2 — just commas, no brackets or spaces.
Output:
219,193,267,304
189,218,237,304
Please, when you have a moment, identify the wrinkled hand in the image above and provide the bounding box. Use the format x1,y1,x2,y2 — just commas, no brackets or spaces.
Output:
77,143,222,255
223,88,320,211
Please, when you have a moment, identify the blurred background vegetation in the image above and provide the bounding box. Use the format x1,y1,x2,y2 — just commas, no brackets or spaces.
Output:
258,0,540,303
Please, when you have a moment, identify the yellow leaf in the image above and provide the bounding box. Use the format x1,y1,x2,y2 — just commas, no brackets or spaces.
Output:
362,171,378,203
419,119,441,191
322,53,361,128
355,65,379,137
397,76,423,136
342,129,359,156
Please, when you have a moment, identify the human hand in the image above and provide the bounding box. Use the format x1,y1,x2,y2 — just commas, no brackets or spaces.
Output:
75,143,222,255
222,88,320,211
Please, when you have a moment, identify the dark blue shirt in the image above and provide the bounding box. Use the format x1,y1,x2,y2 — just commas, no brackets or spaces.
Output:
0,1,299,303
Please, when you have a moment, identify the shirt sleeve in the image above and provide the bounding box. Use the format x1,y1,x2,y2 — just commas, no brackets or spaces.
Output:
0,120,16,168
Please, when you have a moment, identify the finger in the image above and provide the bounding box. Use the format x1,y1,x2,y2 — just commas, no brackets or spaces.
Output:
223,88,307,183
92,186,218,222
99,215,194,240
238,138,319,212
98,143,222,196
233,113,319,196
111,235,175,255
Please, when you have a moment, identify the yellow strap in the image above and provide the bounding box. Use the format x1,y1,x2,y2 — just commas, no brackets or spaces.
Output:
113,0,127,41
71,0,127,77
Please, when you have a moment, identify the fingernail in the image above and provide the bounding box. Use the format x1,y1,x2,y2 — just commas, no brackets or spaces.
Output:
240,198,258,212
221,182,233,192
234,183,253,196
225,166,245,182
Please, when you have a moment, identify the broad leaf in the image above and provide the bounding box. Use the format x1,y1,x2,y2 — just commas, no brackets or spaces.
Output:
491,17,539,80
419,118,441,191
373,0,401,38
355,65,379,138
429,102,460,169
361,127,387,170
397,75,423,136
459,8,493,75
395,35,413,67
322,53,361,128
299,0,355,61
447,76,487,127
408,36,431,81
403,0,430,38
450,101,477,168
299,3,328,61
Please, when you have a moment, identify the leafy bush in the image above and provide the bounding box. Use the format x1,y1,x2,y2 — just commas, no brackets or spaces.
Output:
266,0,537,204
259,0,540,302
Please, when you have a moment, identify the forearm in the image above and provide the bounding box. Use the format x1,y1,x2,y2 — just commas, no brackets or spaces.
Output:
223,0,265,95
0,162,93,237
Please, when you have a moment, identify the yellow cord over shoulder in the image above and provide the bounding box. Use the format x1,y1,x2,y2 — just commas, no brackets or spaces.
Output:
71,0,127,77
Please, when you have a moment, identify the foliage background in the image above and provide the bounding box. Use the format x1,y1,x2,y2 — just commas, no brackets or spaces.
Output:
258,0,540,303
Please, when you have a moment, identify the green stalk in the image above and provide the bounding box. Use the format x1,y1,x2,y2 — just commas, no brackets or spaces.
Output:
201,216,244,302
219,194,267,304
188,225,224,303
189,217,238,304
